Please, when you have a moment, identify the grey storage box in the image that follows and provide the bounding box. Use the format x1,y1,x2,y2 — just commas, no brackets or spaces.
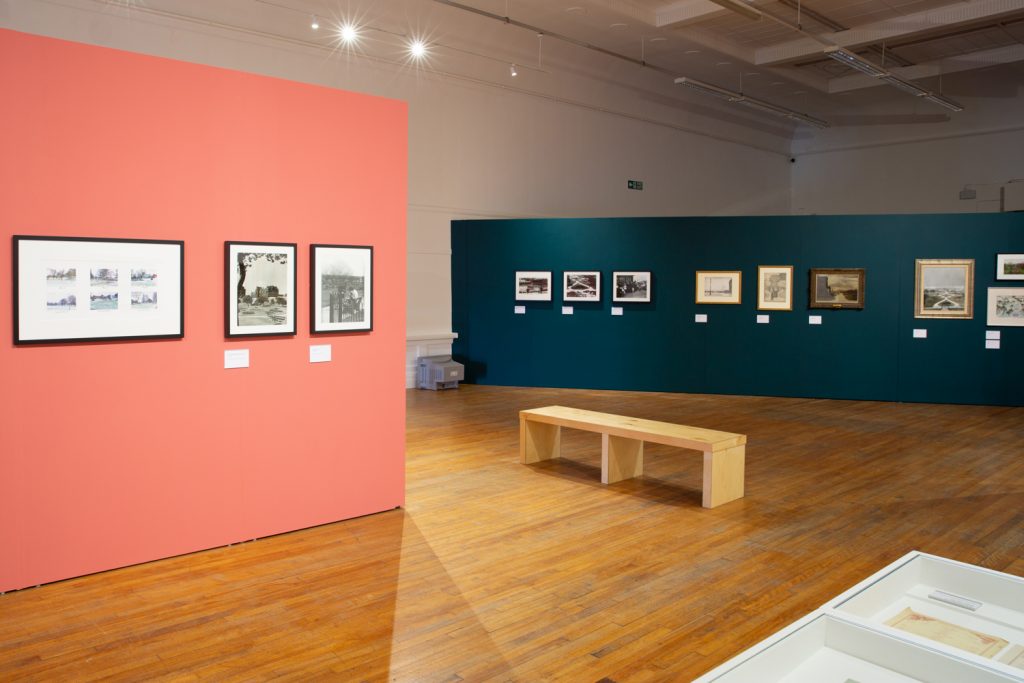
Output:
417,355,464,390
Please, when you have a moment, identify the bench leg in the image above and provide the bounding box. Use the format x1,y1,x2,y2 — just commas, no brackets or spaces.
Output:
702,444,745,508
601,434,644,484
521,419,561,464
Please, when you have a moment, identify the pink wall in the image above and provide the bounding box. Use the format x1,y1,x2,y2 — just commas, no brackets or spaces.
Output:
0,30,407,592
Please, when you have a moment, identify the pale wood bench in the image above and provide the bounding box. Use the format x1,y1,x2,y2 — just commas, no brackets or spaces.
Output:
519,406,747,508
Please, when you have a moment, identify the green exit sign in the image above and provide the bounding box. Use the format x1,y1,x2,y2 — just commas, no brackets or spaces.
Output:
628,179,644,191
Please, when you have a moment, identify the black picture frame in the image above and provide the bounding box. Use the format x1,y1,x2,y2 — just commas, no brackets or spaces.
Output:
13,235,184,345
310,244,374,334
225,241,297,338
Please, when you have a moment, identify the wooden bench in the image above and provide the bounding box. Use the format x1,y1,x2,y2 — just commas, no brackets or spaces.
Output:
519,406,747,508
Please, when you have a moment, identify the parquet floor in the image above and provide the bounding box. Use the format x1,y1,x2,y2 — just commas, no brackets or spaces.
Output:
1,385,1022,681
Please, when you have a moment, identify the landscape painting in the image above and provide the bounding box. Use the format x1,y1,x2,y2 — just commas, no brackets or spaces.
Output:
915,259,973,319
563,271,600,301
695,270,741,305
225,242,296,337
809,268,865,309
757,266,792,311
14,236,184,344
996,254,1024,281
613,271,651,302
311,244,373,333
987,287,1024,327
516,271,553,301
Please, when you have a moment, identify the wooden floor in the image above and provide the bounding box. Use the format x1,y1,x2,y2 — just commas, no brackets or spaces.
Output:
2,385,1023,682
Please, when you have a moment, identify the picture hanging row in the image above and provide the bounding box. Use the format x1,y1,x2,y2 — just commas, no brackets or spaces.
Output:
12,236,373,344
515,257,1024,326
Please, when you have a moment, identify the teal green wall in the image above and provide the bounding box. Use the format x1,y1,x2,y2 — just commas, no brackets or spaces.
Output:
452,215,1024,406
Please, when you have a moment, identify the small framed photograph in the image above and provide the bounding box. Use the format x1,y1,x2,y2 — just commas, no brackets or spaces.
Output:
757,266,792,311
311,244,372,333
563,271,601,302
613,271,651,303
987,287,1024,326
914,259,974,319
515,271,552,301
13,235,184,345
809,268,865,309
696,270,742,305
226,241,296,337
996,254,1024,281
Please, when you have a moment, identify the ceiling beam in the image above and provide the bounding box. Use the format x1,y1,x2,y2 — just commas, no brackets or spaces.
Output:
756,0,1024,66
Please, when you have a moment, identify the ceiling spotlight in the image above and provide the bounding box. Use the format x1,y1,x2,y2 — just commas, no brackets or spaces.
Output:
311,15,319,30
339,24,358,44
409,40,427,59
510,64,518,77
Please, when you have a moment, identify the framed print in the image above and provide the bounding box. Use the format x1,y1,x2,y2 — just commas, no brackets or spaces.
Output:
13,235,184,345
757,266,792,311
310,244,372,333
613,271,651,303
914,259,974,319
809,268,865,309
696,270,741,305
996,254,1024,281
515,271,552,301
225,241,296,337
987,287,1024,326
563,271,601,302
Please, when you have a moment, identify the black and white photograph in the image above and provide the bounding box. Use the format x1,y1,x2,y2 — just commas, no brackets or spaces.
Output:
915,259,973,319
987,287,1024,326
13,236,184,344
225,241,296,338
515,271,553,301
996,254,1024,281
695,270,741,304
809,268,865,309
311,244,373,333
757,266,792,311
563,271,600,301
613,271,651,302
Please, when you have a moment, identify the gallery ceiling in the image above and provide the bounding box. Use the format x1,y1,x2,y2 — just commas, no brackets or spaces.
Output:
79,0,1024,128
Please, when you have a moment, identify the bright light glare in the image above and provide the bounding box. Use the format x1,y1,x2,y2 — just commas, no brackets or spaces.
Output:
340,24,358,43
409,40,427,59
311,16,320,30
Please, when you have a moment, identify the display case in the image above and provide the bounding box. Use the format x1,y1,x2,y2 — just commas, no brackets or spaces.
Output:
696,552,1024,682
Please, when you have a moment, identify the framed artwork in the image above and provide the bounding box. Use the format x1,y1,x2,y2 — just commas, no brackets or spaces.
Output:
987,287,1024,327
996,254,1024,281
311,244,373,333
696,270,741,305
809,268,865,309
757,266,792,311
613,271,651,302
914,259,974,319
563,271,601,302
13,235,184,345
225,241,296,337
515,271,552,301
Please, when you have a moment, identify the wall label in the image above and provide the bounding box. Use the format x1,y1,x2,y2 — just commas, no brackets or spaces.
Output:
224,349,250,369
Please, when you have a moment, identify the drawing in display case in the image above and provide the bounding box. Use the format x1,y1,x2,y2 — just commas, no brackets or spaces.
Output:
696,552,1024,682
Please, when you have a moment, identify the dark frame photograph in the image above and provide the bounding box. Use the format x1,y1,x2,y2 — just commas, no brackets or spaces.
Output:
225,241,297,338
613,271,652,303
13,235,184,345
310,244,373,333
996,254,1024,281
563,271,601,302
809,267,865,309
515,271,553,301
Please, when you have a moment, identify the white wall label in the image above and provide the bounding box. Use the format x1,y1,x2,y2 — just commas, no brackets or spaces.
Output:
913,329,928,339
808,315,823,325
562,306,574,315
224,349,249,369
514,305,526,315
309,344,332,363
695,313,708,323
985,339,1001,350
986,330,1001,340
756,314,769,324
611,307,623,316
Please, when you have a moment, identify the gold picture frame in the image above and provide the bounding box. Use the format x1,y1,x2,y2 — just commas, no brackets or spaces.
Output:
695,270,741,305
757,266,793,311
914,259,974,319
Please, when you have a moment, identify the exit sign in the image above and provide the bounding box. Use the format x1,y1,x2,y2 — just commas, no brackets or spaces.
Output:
628,179,644,191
